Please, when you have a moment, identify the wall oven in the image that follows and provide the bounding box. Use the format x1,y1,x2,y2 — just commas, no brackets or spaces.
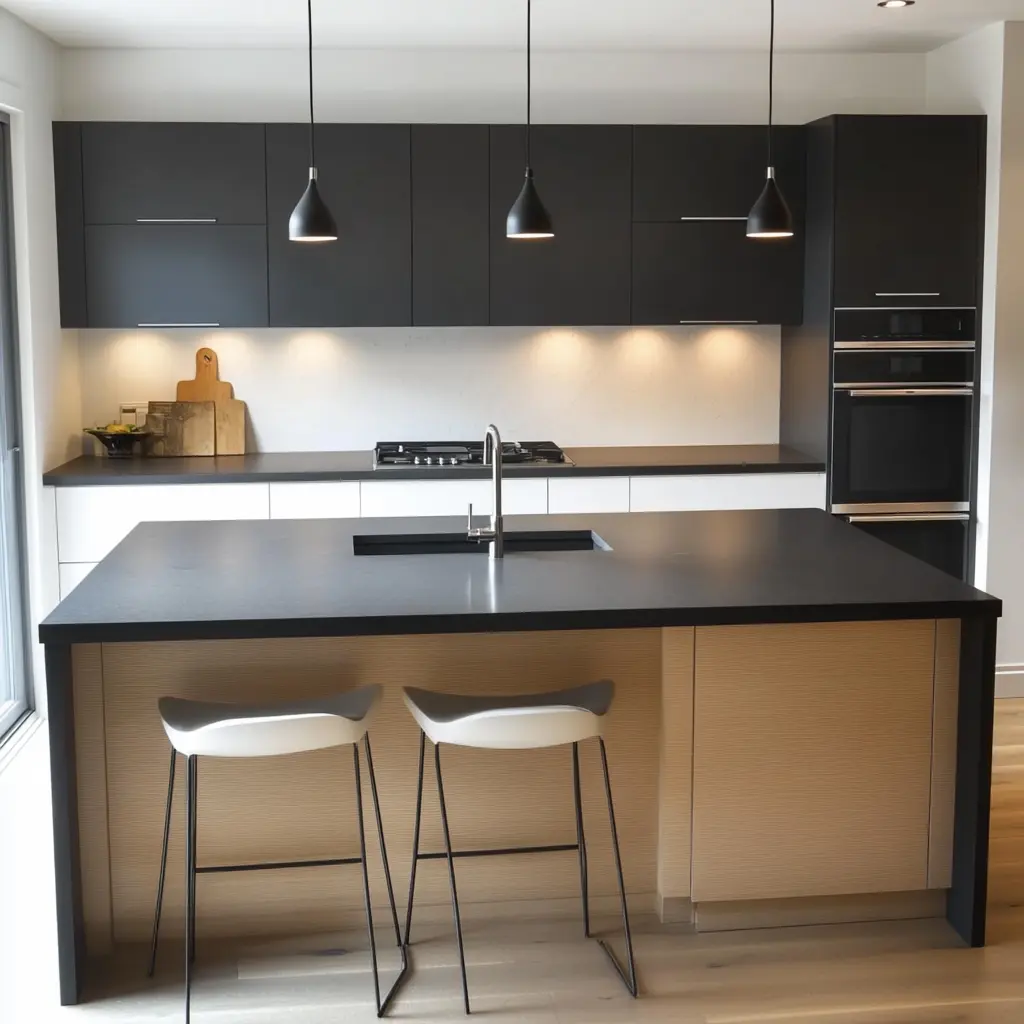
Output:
830,308,975,579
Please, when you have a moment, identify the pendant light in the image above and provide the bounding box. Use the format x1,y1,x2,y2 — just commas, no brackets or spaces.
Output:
506,0,554,240
747,0,794,240
289,0,338,242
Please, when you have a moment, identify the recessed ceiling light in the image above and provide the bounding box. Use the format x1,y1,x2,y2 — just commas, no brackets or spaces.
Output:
878,1,915,8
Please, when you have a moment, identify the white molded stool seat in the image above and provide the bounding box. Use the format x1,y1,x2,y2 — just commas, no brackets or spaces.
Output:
402,680,613,749
158,686,381,758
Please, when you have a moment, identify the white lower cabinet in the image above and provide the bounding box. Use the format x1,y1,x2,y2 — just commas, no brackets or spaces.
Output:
269,482,360,519
55,483,270,563
547,476,630,514
359,478,548,518
59,562,100,599
629,473,826,513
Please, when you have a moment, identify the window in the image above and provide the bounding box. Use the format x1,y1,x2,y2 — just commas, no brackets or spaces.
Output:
0,116,28,741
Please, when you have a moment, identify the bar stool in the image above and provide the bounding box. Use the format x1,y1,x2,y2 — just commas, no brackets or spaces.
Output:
401,679,637,1014
147,687,408,1022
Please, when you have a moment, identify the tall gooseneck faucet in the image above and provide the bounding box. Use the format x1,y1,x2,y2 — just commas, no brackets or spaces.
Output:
466,424,504,559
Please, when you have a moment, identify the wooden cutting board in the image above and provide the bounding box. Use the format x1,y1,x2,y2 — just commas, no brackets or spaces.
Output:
144,401,216,457
176,346,246,455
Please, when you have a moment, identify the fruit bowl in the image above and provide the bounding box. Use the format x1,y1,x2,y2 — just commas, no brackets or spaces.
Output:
85,427,151,458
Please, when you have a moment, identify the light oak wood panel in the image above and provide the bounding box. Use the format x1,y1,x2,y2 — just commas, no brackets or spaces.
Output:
691,620,936,903
72,643,113,956
94,630,661,944
929,618,960,889
657,627,694,911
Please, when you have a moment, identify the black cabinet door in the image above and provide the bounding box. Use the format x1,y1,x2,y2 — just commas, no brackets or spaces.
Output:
633,125,806,221
53,122,88,327
85,225,269,328
411,125,489,326
489,126,631,326
632,221,803,325
267,124,412,327
81,123,267,225
833,116,983,308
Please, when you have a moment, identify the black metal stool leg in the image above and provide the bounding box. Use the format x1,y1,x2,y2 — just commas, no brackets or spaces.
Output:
435,742,471,1015
189,757,198,966
363,734,411,1017
184,755,196,1024
403,731,426,946
572,742,590,938
353,744,384,1016
147,747,176,977
596,738,638,998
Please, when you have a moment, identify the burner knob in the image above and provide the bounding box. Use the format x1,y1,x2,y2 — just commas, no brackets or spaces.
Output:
413,456,421,465
425,457,434,465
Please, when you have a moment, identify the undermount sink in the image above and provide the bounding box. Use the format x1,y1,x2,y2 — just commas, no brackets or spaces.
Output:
353,529,611,556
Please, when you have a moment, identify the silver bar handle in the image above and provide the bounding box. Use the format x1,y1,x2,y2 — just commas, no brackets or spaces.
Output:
874,291,941,297
845,513,970,524
844,387,974,398
136,218,218,224
466,502,473,531
679,320,758,325
137,323,221,328
678,216,747,222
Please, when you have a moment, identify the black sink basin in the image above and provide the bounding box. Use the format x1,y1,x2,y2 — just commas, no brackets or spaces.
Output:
353,529,611,556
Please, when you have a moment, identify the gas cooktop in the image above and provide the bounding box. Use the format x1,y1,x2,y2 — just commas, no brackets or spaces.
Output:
373,441,572,468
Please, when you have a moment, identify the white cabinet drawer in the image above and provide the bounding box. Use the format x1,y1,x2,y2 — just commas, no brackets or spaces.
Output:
629,473,827,513
359,479,548,518
59,562,100,599
269,482,360,520
55,483,270,563
547,476,630,515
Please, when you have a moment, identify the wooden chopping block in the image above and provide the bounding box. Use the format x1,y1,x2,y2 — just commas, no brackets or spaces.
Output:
144,401,216,457
176,346,246,455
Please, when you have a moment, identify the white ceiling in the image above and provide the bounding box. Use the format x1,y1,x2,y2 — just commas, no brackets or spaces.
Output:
4,0,1024,52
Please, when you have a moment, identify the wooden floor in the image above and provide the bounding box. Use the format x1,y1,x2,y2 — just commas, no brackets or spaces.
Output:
58,700,1024,1024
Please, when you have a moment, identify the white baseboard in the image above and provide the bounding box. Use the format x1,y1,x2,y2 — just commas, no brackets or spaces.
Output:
996,665,1024,698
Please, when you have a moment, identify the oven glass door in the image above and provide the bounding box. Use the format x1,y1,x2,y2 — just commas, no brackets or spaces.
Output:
845,515,968,580
831,388,972,507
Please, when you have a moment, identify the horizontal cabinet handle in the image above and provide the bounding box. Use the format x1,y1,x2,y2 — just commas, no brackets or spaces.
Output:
845,513,970,524
135,218,218,224
844,387,973,398
874,292,941,297
679,320,758,325
137,322,221,328
678,216,748,222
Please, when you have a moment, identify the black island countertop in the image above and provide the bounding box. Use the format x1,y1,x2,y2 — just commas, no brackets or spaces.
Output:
42,443,825,486
39,508,998,645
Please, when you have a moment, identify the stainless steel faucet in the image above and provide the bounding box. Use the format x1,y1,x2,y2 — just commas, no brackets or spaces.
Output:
466,423,504,559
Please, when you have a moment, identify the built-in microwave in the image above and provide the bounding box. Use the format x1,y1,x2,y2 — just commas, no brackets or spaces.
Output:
834,308,975,348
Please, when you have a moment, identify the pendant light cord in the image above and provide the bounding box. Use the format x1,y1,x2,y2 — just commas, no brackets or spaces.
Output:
526,0,532,170
307,0,316,169
767,0,775,168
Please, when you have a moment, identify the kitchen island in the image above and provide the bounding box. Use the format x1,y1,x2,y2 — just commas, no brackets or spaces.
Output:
39,508,1000,1005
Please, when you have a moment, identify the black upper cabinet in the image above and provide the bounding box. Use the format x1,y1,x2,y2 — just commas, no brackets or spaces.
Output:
411,125,489,326
81,123,267,224
832,116,983,308
489,126,632,326
267,124,412,327
633,125,806,221
85,225,269,328
53,123,88,328
632,221,804,325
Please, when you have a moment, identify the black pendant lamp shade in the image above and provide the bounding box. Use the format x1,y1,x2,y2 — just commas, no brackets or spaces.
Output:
747,0,794,240
507,0,554,239
290,0,337,242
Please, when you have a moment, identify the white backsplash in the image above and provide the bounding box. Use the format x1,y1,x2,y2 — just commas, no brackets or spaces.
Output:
77,325,781,452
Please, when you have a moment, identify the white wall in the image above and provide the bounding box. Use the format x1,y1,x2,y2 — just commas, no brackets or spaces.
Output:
79,325,781,452
58,47,927,124
927,22,1024,675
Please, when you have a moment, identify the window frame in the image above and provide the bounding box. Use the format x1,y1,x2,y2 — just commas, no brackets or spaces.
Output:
0,112,31,742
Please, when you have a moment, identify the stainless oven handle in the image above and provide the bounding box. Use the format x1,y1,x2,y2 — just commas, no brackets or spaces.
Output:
833,341,975,351
845,513,970,524
843,387,974,398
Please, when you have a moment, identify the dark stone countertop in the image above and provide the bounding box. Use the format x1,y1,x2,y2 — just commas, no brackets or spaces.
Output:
39,509,999,645
41,444,825,486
